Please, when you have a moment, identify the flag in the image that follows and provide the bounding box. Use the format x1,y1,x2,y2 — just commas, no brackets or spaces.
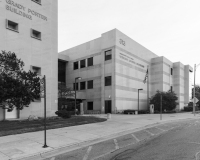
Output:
143,69,148,84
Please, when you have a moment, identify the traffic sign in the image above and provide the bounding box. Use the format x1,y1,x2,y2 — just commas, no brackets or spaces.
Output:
192,97,199,103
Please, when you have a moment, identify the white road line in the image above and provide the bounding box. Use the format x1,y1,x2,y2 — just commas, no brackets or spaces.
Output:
155,127,166,132
145,130,154,136
188,142,200,145
131,134,140,142
83,146,92,160
114,139,119,150
195,151,200,160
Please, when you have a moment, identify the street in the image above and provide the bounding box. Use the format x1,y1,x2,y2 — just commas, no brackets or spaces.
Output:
44,118,200,160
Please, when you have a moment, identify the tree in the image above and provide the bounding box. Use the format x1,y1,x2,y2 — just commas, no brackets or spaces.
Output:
0,51,40,111
150,90,178,111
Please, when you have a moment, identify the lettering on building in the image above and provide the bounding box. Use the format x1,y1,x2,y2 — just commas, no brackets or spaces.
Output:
119,52,144,68
119,39,125,46
5,0,47,21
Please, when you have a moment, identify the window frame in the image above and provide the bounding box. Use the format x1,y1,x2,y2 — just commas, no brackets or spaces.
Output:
31,0,41,5
87,80,93,89
31,29,42,40
87,57,93,67
6,20,19,32
105,50,112,61
87,101,93,110
31,66,41,75
80,59,86,68
105,76,112,86
73,61,79,70
80,81,86,90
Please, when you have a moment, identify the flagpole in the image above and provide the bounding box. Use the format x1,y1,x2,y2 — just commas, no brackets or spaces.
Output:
147,65,149,110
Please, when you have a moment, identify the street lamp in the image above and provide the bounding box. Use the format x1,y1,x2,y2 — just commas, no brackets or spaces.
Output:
75,77,81,115
138,89,143,113
193,63,200,116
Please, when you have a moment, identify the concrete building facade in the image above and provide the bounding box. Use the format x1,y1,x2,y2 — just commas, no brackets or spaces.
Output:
59,29,193,113
0,0,58,120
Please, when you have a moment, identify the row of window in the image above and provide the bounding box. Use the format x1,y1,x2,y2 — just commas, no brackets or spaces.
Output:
74,57,93,70
6,20,42,40
73,50,112,70
73,76,112,90
74,80,93,90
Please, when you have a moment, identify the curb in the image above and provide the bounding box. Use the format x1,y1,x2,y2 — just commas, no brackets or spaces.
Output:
12,116,200,160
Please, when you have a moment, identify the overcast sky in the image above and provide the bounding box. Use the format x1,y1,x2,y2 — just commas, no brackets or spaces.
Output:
58,0,200,85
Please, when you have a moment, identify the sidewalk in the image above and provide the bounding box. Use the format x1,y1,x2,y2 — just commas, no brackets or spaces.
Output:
0,112,199,160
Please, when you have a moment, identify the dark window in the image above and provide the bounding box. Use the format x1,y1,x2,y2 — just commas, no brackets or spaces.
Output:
31,66,41,75
31,29,41,40
32,0,41,5
171,86,173,92
58,60,66,83
6,20,18,32
88,102,93,110
105,76,112,86
73,83,78,90
87,80,93,89
105,50,112,61
74,61,78,70
80,81,86,90
80,59,86,68
88,57,93,67
171,68,173,75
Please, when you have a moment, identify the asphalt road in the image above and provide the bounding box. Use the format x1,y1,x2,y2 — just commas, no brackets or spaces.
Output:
44,119,200,160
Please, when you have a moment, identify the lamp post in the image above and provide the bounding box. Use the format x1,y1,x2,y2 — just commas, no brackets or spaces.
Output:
75,77,81,115
193,63,200,116
138,89,143,113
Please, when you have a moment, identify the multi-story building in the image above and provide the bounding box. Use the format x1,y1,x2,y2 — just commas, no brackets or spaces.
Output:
0,0,58,120
59,29,193,113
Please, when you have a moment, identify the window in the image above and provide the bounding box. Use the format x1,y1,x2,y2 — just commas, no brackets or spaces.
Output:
6,20,18,32
58,60,66,83
88,57,93,67
171,86,173,92
105,76,112,86
88,102,93,110
31,29,41,40
87,80,93,89
80,81,86,90
31,66,41,75
32,0,41,5
105,50,112,61
171,68,173,75
73,61,78,70
80,59,86,68
73,83,78,90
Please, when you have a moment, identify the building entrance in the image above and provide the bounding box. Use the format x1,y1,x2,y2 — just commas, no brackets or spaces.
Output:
105,100,112,113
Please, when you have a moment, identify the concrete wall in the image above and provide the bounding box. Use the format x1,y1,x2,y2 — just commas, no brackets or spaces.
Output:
0,0,58,119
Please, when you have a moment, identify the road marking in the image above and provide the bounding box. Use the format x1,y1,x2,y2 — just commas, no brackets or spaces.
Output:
195,150,200,160
144,130,154,136
131,134,140,142
155,127,166,132
188,142,200,145
83,146,92,160
114,139,119,149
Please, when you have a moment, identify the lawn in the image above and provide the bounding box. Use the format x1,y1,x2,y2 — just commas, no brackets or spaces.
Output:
0,116,107,137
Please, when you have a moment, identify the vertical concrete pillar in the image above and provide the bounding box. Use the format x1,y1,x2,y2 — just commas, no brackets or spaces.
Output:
101,50,105,114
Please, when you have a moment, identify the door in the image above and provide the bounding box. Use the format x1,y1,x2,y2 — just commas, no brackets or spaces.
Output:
105,100,112,113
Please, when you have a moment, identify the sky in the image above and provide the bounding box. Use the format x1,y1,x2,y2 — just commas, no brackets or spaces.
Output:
58,0,200,85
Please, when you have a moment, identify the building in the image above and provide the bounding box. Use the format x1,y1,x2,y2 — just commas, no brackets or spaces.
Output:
0,0,58,120
59,29,193,113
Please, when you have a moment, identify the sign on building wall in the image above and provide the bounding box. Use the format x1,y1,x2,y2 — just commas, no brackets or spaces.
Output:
117,51,145,69
5,0,48,21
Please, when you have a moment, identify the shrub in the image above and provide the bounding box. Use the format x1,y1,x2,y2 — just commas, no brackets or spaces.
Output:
123,110,135,114
138,110,149,114
55,110,71,119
